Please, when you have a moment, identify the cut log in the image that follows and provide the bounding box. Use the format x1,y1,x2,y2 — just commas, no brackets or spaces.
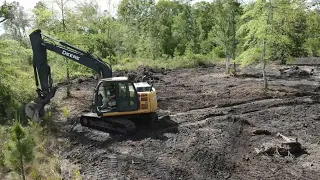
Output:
255,133,307,156
252,129,272,135
276,132,297,143
279,66,314,77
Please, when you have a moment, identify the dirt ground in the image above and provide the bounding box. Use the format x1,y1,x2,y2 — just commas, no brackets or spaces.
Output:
51,64,320,180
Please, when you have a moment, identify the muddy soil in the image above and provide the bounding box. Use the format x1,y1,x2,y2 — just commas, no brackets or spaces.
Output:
52,64,320,180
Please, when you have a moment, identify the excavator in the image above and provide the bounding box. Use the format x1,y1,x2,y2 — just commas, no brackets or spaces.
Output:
25,29,158,135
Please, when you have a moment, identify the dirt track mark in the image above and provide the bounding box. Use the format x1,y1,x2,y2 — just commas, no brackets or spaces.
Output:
169,95,319,124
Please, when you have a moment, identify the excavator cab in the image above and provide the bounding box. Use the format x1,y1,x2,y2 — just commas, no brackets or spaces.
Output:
93,77,140,115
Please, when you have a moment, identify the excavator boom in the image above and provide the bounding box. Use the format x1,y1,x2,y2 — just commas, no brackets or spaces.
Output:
25,29,112,122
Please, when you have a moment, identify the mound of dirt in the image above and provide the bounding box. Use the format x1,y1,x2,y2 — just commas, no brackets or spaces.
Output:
113,66,165,83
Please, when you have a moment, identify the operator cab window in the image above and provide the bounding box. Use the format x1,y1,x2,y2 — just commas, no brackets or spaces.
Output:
117,82,139,112
97,81,116,112
96,81,139,113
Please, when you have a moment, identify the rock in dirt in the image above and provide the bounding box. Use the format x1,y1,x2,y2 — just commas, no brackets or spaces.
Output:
310,115,320,121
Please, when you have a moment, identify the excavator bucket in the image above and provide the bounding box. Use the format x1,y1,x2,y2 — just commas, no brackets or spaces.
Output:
25,87,57,122
25,101,43,122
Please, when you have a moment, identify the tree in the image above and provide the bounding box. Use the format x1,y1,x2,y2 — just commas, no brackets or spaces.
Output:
172,2,199,56
32,1,60,32
0,82,14,124
152,0,179,57
2,1,30,46
209,0,242,73
4,121,35,180
305,9,320,56
237,0,271,89
193,1,216,54
118,0,158,58
0,1,13,23
285,0,308,57
54,0,73,97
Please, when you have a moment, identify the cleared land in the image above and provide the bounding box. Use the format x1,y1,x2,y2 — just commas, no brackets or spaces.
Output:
51,64,320,180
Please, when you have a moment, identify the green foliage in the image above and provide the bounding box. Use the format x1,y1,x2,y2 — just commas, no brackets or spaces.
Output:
0,82,16,124
236,0,269,65
74,169,83,180
32,1,58,32
0,1,14,23
0,120,62,179
62,106,70,119
236,47,262,66
0,126,10,168
0,38,34,124
209,0,241,59
304,10,320,56
237,0,312,65
211,46,226,58
3,121,35,172
2,2,30,47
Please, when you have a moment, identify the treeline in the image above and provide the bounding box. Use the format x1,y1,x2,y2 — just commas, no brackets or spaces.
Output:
3,0,320,62
0,0,319,121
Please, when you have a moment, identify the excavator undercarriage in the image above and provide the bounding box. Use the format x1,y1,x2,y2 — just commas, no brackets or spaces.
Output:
80,112,158,135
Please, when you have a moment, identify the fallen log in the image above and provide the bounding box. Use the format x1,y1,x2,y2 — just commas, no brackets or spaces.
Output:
252,129,272,135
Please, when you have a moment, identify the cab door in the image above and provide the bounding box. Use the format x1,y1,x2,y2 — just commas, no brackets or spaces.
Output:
116,81,139,112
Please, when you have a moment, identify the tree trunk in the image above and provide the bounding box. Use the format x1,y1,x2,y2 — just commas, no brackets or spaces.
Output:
18,139,25,180
226,54,230,74
231,11,237,75
61,0,70,97
262,40,268,89
263,59,268,89
66,58,71,97
109,48,112,70
262,0,273,90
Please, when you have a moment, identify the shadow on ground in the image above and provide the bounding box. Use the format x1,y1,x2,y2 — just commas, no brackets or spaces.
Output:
63,115,179,148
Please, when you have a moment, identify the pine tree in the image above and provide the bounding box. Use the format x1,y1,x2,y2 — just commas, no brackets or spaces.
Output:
4,121,35,180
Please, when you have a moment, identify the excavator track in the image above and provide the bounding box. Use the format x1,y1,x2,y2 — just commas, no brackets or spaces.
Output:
79,113,137,135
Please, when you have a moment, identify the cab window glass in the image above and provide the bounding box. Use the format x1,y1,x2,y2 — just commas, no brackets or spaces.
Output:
128,84,135,98
118,83,127,97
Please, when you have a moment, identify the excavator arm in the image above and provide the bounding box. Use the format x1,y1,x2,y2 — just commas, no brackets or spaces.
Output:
25,29,112,122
